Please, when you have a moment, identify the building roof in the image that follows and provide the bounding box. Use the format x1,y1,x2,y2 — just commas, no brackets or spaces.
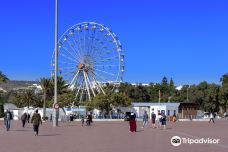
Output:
3,103,18,110
132,102,180,107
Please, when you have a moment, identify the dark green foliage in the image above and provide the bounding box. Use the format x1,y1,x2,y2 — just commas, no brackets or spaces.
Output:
0,103,4,118
0,71,8,82
91,92,131,113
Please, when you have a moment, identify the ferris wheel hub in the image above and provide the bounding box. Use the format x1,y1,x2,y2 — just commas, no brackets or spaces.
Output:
77,63,85,70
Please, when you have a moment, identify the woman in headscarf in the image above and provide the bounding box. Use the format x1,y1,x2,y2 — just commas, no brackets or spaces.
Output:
129,112,137,132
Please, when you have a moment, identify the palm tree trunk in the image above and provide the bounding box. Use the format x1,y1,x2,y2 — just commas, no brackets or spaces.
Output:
43,91,47,118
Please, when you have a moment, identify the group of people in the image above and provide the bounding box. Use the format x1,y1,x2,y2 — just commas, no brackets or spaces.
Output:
3,109,42,136
81,112,93,126
129,110,169,132
143,111,167,129
21,112,30,128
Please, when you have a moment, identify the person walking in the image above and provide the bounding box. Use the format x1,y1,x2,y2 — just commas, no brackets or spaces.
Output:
4,109,13,131
31,109,42,136
157,112,162,128
86,112,93,126
173,113,177,122
81,115,85,126
142,111,148,128
129,113,137,132
49,114,52,122
21,112,27,128
161,112,166,130
209,112,215,123
151,112,156,128
27,113,30,123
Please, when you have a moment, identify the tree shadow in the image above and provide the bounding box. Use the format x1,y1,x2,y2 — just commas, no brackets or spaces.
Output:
39,133,61,137
12,129,30,132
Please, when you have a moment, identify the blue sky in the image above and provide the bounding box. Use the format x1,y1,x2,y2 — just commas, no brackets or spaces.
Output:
0,0,228,85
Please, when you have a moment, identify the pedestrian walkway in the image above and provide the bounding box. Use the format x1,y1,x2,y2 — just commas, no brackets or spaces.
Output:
0,119,228,152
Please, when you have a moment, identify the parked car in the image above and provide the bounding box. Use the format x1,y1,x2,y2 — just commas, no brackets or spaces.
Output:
223,112,228,118
203,112,210,119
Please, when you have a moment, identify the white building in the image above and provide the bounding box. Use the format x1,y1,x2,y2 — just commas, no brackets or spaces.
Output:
132,102,180,119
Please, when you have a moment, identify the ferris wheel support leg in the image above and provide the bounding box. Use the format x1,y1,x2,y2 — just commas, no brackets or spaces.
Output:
70,70,80,87
72,78,84,107
80,87,84,102
91,72,105,95
85,72,96,97
98,81,106,95
83,71,91,101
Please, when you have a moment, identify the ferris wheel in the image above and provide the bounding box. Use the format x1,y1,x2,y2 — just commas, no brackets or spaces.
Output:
51,22,124,102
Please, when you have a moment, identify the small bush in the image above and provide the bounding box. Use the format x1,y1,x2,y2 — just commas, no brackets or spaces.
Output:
42,116,48,121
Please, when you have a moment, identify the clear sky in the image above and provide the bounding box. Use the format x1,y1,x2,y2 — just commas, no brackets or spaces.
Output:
0,0,228,85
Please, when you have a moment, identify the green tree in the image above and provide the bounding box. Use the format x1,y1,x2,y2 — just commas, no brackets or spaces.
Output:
92,92,131,117
57,91,79,108
148,83,160,101
160,76,169,102
219,74,228,113
204,84,220,112
40,77,52,118
13,89,37,108
169,78,175,100
0,71,8,82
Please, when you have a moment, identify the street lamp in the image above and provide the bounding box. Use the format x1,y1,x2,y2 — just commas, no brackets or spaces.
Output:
53,0,59,127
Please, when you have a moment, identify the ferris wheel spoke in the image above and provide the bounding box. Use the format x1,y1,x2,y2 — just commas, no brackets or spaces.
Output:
59,65,76,70
92,71,109,82
59,61,76,66
90,43,115,61
66,40,83,62
75,31,85,58
88,29,100,57
70,36,84,59
61,70,75,77
61,45,81,63
87,28,96,57
93,64,119,67
90,40,106,58
94,56,119,65
59,52,79,63
91,29,112,58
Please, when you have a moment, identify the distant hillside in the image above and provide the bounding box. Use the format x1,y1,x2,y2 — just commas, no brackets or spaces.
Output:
0,80,38,91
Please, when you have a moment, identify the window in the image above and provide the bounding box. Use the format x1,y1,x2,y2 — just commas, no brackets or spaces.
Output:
167,110,170,116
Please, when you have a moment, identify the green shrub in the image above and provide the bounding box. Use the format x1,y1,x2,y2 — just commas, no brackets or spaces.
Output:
0,104,4,118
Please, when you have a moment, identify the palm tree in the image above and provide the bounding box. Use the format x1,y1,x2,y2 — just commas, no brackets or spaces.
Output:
50,76,69,95
16,89,36,108
0,71,9,82
57,76,69,94
40,78,52,118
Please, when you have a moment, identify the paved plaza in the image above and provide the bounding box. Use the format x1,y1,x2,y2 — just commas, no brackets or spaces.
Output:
0,119,228,152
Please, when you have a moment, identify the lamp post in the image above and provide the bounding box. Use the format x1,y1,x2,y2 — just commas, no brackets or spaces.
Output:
53,0,59,127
